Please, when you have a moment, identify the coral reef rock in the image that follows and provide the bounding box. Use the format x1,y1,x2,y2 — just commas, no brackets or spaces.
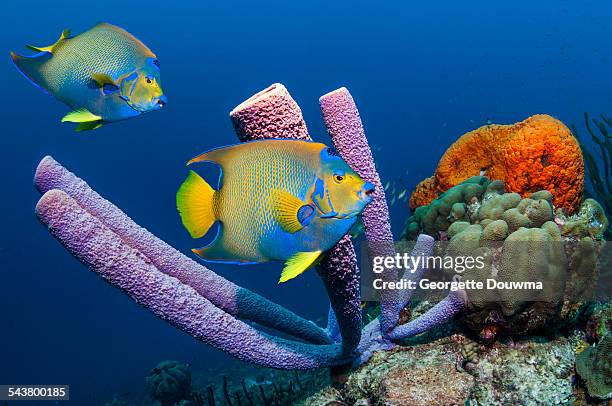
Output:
145,361,192,406
298,334,587,406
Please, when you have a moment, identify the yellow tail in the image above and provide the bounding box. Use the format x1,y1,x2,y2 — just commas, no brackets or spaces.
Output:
176,170,217,238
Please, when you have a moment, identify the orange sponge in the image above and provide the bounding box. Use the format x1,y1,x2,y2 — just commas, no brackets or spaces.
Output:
410,115,584,213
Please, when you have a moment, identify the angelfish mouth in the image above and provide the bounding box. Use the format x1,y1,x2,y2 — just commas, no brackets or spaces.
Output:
154,95,167,109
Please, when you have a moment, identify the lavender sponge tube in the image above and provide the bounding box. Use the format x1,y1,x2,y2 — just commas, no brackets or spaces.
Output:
34,156,330,346
319,87,400,334
388,288,467,340
36,189,348,369
229,83,363,355
230,83,310,141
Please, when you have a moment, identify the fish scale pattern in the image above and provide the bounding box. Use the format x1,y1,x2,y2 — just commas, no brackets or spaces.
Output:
39,23,154,96
214,141,321,261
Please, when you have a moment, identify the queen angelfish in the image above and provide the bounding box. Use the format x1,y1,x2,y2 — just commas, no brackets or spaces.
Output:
11,23,167,131
176,139,375,283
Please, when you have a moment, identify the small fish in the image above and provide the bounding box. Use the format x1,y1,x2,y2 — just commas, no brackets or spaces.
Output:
176,140,374,283
11,23,166,131
390,195,396,205
575,339,589,354
397,189,407,200
384,180,391,191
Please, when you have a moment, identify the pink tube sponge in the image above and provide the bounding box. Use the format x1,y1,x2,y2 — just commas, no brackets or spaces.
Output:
319,87,400,334
229,83,362,355
35,188,347,369
230,83,310,141
319,87,393,247
34,155,331,345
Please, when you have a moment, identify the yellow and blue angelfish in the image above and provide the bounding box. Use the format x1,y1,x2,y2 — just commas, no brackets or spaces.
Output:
11,23,166,131
176,139,374,283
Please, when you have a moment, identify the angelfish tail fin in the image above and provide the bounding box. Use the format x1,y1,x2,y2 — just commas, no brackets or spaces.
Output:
279,251,323,284
26,29,70,53
10,50,53,94
176,170,217,238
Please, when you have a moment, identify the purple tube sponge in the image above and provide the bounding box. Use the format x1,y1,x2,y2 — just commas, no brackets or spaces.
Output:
34,156,330,346
319,88,399,335
319,88,393,248
319,88,464,347
389,287,468,340
316,236,362,354
229,83,362,355
398,234,435,309
36,189,347,369
230,83,310,141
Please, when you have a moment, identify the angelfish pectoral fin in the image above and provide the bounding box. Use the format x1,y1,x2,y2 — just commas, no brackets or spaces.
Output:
279,251,323,284
270,189,313,234
91,73,119,94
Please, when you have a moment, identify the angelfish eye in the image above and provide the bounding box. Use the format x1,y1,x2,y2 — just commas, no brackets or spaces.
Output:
334,174,345,183
146,78,152,84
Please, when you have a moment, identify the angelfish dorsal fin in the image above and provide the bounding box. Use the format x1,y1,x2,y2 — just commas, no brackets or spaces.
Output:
270,189,311,234
26,29,70,54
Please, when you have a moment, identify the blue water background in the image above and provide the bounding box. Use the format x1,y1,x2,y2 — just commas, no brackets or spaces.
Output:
1,1,611,404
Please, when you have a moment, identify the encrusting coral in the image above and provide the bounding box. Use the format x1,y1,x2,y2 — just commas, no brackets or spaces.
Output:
576,333,612,400
34,84,472,370
403,176,604,340
409,114,585,214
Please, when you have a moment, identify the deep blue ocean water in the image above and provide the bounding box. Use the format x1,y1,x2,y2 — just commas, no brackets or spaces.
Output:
1,0,611,404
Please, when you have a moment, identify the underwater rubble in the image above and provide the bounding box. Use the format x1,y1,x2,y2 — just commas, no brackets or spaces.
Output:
296,331,611,406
